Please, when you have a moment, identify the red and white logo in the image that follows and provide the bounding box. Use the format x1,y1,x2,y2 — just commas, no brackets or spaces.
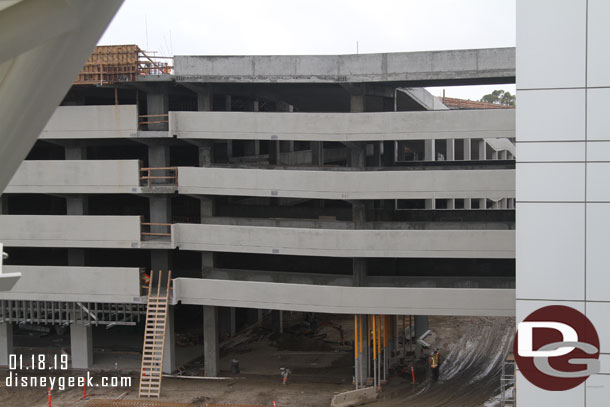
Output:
514,305,600,391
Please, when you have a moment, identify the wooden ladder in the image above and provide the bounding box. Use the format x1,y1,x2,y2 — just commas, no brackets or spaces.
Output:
138,270,172,398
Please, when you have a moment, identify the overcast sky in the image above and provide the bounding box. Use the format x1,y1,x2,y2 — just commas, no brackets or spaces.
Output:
99,0,516,101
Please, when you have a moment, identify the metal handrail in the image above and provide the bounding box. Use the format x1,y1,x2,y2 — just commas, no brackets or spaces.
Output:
140,166,178,187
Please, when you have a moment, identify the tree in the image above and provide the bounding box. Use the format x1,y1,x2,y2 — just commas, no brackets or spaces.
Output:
480,89,515,106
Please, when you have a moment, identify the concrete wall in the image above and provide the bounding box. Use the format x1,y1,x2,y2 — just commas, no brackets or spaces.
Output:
5,160,141,194
0,266,141,302
39,105,138,139
173,48,515,84
169,109,514,141
173,223,515,258
0,215,141,248
178,167,515,200
173,278,515,316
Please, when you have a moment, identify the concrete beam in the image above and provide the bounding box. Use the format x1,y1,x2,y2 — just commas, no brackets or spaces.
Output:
175,279,516,316
169,109,515,142
174,48,515,85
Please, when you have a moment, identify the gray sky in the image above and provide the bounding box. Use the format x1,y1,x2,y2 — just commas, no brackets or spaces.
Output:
99,0,515,101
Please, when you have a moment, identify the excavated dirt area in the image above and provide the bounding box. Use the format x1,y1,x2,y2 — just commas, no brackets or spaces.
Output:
0,315,514,407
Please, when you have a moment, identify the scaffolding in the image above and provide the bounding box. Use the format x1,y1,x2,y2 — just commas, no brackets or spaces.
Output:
74,45,173,85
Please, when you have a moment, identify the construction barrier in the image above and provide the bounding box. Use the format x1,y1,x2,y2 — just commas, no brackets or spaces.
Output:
330,387,377,407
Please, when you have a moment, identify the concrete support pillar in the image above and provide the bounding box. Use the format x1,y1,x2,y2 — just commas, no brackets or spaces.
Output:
0,322,13,366
148,144,170,168
203,306,219,377
425,199,436,209
258,309,263,323
66,195,87,266
349,145,366,168
200,196,215,277
447,199,455,210
350,94,365,113
269,140,280,165
492,150,499,160
352,201,367,286
446,139,455,161
70,323,92,369
414,316,429,339
479,198,487,209
424,139,435,161
272,310,283,333
478,140,487,160
149,196,171,271
65,144,87,160
463,139,472,161
372,142,382,167
163,306,176,374
312,141,324,165
197,86,213,112
198,141,213,166
357,315,369,386
146,90,169,131
229,307,237,336
464,199,472,210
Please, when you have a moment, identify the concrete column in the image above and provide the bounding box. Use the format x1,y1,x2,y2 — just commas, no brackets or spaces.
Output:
349,145,366,168
70,322,92,369
65,144,86,160
269,140,280,165
200,197,215,277
229,307,237,336
425,199,436,209
414,316,429,339
492,150,499,160
500,150,508,160
350,94,365,113
357,315,369,386
424,140,435,161
464,199,472,209
66,195,87,266
447,199,455,210
197,86,213,112
163,305,176,374
149,196,171,271
352,201,367,286
508,198,515,209
478,140,487,160
148,144,170,169
0,323,13,366
198,141,213,166
203,306,219,377
446,139,455,161
257,309,263,323
372,142,383,167
463,139,472,160
312,141,324,165
146,90,169,131
272,310,283,333
479,198,487,209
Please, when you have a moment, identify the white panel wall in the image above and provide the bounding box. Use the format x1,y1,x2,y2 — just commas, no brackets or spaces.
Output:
169,109,515,141
0,215,141,248
517,1,610,405
0,266,141,302
178,167,515,200
5,160,141,194
39,105,138,139
173,223,515,258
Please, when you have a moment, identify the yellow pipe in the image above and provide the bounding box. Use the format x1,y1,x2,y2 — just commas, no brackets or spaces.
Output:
354,315,359,360
372,314,377,360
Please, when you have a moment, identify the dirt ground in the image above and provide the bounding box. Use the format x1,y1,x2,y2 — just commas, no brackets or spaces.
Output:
0,314,514,407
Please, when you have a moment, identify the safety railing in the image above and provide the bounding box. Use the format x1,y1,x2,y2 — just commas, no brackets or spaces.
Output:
141,221,172,241
140,167,178,187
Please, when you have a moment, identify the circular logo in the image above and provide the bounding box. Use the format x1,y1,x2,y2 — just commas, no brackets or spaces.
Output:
514,305,600,391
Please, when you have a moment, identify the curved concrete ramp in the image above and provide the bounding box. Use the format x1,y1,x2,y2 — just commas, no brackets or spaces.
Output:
173,279,515,316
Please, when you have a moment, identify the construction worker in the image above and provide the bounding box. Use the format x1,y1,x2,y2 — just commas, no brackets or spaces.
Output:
429,349,440,381
141,272,151,289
